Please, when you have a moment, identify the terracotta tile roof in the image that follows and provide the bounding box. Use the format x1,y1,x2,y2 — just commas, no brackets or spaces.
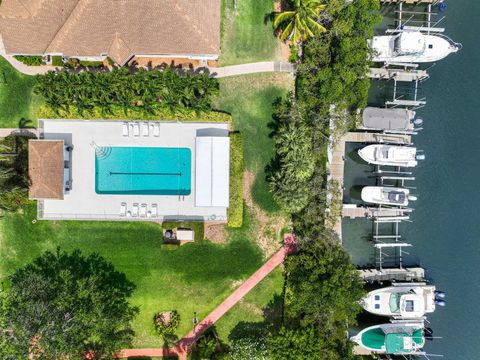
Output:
28,140,64,200
0,0,220,64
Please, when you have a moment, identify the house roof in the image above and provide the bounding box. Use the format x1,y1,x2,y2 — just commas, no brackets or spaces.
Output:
28,140,64,200
0,0,221,64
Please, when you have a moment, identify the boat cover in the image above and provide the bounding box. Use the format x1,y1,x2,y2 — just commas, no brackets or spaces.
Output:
362,107,413,131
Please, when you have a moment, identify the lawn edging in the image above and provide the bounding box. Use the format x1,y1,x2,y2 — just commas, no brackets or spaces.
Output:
37,105,232,123
227,132,244,227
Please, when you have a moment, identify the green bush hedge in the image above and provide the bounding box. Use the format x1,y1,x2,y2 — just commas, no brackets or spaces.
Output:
37,104,232,123
51,56,64,67
78,60,105,68
13,56,44,66
227,133,244,228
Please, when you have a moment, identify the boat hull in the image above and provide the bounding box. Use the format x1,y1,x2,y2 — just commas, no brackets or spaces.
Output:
361,186,410,206
358,145,417,167
369,33,460,63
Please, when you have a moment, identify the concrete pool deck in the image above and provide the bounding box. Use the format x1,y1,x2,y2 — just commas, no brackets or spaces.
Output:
37,119,230,222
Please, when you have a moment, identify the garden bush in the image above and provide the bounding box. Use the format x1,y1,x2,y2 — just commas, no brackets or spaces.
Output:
35,67,219,115
153,310,180,337
51,56,64,67
227,133,244,227
79,60,105,68
13,55,44,66
37,104,232,123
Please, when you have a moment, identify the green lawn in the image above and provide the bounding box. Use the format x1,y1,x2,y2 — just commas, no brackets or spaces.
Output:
213,73,293,213
0,204,264,348
215,267,284,345
0,57,43,128
220,0,281,65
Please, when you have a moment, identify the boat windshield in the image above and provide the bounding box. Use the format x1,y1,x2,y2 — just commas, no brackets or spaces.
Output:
389,293,402,313
388,191,405,203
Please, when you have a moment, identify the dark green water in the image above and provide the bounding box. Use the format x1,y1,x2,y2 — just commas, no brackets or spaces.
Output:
344,2,480,358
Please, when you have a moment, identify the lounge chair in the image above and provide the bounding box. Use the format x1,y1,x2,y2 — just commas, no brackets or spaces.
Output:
140,203,147,217
133,123,140,137
132,203,139,217
142,122,149,137
120,202,127,216
151,204,158,217
122,122,129,136
153,123,160,137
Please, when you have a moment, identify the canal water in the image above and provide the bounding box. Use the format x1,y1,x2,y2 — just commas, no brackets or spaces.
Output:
343,1,480,358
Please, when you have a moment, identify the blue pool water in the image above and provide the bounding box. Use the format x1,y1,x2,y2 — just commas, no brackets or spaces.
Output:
95,147,191,195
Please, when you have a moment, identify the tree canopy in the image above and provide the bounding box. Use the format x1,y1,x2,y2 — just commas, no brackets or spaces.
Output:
0,249,138,359
34,67,219,116
274,0,327,44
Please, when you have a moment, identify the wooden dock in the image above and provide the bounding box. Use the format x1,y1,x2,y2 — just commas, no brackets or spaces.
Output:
368,67,429,82
328,132,412,239
342,205,411,219
358,267,425,282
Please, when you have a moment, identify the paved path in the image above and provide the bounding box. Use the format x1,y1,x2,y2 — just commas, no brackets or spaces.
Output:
118,234,297,359
0,128,37,138
1,52,295,77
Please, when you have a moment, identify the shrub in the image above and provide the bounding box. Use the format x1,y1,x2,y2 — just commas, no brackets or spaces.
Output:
227,133,244,227
51,56,64,67
37,104,232,123
79,60,105,68
13,55,44,66
153,310,180,337
288,45,299,63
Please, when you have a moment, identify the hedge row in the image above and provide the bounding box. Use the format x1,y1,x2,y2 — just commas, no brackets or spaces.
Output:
13,56,44,66
37,105,232,123
227,133,244,228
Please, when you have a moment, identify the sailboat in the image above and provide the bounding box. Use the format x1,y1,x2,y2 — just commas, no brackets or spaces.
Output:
369,31,461,63
361,186,416,207
360,283,445,319
358,144,422,167
351,322,425,355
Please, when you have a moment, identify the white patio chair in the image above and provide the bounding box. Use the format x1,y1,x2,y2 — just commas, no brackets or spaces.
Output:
153,123,160,137
122,122,129,136
151,204,158,217
132,203,139,217
140,204,147,217
142,122,149,137
120,202,127,216
133,123,140,137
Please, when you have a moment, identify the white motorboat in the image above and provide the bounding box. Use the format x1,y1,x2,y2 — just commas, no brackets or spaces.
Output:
361,186,416,206
358,145,422,167
360,107,423,133
369,31,461,63
360,283,444,319
351,322,425,355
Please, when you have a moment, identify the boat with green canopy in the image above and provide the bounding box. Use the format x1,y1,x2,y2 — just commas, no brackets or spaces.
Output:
351,322,425,355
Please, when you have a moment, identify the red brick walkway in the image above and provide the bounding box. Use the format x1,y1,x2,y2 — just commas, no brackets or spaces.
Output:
119,234,297,359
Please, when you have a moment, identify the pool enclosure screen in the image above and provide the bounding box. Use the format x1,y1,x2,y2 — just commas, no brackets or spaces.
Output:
95,147,191,195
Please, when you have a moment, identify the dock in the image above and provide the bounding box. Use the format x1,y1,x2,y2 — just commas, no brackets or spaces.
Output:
358,267,425,282
328,132,412,239
368,67,429,82
342,205,411,219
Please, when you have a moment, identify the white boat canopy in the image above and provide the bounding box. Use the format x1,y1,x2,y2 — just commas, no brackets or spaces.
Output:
195,136,230,207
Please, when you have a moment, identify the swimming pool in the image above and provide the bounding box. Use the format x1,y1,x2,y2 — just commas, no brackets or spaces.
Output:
95,147,191,195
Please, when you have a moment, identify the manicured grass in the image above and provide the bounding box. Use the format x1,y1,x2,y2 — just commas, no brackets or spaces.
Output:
0,204,264,348
213,73,293,213
220,0,281,65
214,267,284,344
0,57,43,128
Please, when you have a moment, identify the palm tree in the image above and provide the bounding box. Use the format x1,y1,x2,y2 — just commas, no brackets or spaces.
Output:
274,0,327,44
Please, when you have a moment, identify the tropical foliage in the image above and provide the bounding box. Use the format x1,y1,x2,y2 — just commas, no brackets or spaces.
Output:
268,100,315,213
228,133,244,227
34,68,219,116
0,249,138,359
13,56,44,66
153,310,180,337
274,0,327,43
0,135,30,213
